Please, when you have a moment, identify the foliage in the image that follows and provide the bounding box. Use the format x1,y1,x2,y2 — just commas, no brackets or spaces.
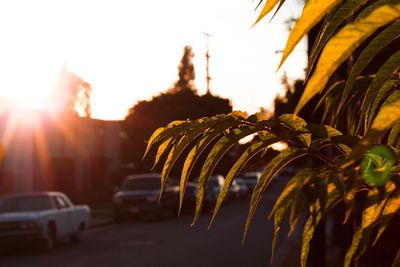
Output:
123,46,232,174
274,74,324,124
146,1,400,266
171,45,196,93
53,66,92,117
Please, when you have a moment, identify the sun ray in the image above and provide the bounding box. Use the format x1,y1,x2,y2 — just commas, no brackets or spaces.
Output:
32,114,54,190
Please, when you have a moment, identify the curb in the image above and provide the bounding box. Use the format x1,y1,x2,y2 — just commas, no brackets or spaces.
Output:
90,220,114,229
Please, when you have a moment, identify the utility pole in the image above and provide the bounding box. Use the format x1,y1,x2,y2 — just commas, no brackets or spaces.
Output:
203,32,212,95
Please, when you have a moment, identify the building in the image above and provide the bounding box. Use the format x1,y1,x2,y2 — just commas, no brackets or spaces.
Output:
0,107,120,203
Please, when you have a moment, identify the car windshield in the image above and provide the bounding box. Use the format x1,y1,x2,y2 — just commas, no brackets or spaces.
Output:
122,178,161,191
0,195,52,213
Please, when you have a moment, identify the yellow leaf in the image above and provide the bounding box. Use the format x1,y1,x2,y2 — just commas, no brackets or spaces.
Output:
295,2,400,114
278,0,342,69
371,91,400,132
253,0,280,26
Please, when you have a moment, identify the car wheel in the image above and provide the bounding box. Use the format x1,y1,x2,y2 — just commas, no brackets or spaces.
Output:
71,223,85,243
42,225,56,252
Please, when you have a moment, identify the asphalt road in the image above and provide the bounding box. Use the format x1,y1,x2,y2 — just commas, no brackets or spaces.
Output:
0,191,300,267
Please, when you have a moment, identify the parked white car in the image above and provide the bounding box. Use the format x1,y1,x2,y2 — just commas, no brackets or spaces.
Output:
0,191,90,252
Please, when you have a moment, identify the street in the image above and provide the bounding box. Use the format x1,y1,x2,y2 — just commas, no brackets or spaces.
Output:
0,192,299,267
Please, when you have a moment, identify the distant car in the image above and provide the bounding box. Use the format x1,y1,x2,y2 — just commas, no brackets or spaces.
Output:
228,179,242,200
208,175,225,201
236,172,261,193
180,182,215,214
208,175,240,201
113,174,179,222
234,178,249,198
0,191,90,252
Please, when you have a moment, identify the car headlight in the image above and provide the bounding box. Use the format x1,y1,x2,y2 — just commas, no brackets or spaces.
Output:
20,221,39,230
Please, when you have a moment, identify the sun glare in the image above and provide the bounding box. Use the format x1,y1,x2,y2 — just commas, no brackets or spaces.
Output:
0,1,306,120
0,58,60,111
7,88,49,110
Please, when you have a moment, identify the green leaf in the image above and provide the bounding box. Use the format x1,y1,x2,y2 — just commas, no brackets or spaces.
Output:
342,91,400,168
243,148,308,244
341,20,400,111
253,0,280,26
307,0,368,77
278,0,341,70
295,1,400,114
193,126,257,225
364,50,400,129
209,134,281,227
361,145,396,187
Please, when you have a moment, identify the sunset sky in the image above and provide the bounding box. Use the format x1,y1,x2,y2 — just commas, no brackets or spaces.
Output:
0,0,307,120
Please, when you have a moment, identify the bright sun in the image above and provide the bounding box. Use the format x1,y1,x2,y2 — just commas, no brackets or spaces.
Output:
0,60,61,111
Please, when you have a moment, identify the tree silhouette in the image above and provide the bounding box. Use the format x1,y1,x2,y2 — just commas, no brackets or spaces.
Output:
49,66,92,117
122,46,232,174
171,45,196,93
274,73,322,124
